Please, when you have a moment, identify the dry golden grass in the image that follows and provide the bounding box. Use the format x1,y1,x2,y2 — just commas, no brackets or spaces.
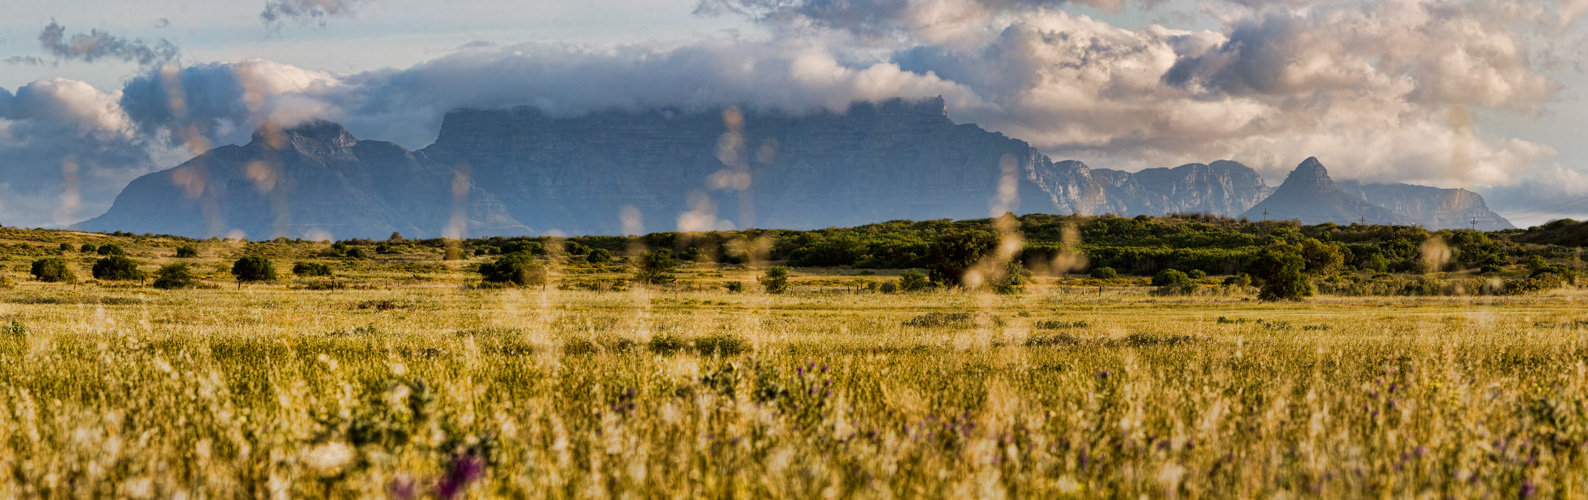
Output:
0,271,1586,498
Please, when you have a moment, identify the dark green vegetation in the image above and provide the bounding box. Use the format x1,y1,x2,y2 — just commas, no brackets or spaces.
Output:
231,256,278,286
0,213,1582,298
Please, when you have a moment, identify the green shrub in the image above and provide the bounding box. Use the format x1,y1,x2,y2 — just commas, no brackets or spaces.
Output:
760,266,790,293
648,333,686,355
79,243,95,253
92,256,145,281
58,243,73,252
478,252,547,287
898,270,931,292
634,249,676,285
1249,250,1314,301
694,333,751,356
879,282,898,293
152,263,197,289
1152,269,1191,287
1187,269,1207,280
292,262,333,277
902,312,1003,328
587,248,612,264
175,245,199,258
1035,320,1090,329
30,257,76,283
1025,333,1079,347
724,282,746,293
96,244,124,256
1089,266,1118,279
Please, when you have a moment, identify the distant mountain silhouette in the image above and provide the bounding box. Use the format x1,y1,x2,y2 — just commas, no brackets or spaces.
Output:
1239,158,1408,225
77,99,1511,238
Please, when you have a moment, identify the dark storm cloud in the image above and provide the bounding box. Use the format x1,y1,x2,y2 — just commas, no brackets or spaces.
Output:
37,21,179,66
261,0,367,27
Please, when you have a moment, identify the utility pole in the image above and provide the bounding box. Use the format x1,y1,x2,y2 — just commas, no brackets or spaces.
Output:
1471,217,1478,231
1359,216,1366,226
1263,209,1268,222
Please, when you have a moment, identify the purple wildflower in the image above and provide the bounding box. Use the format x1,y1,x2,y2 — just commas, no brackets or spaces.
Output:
437,452,486,500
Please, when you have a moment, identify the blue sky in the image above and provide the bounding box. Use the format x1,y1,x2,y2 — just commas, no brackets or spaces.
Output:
3,0,1588,228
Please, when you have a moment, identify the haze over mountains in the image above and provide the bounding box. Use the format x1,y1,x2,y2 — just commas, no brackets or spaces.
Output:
78,98,1512,239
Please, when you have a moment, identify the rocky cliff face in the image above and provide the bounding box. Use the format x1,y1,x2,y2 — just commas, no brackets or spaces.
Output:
1239,158,1410,225
1337,180,1513,230
77,99,1512,238
422,98,1056,235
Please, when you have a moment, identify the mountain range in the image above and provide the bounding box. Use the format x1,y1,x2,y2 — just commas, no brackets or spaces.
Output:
76,97,1512,238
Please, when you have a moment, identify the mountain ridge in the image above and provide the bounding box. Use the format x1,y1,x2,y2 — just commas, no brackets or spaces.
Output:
77,99,1513,238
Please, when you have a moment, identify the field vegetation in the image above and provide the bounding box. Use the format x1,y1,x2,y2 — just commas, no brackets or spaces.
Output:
0,216,1581,497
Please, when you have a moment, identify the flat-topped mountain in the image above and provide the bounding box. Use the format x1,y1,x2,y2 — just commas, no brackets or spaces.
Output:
77,98,1511,238
77,121,531,238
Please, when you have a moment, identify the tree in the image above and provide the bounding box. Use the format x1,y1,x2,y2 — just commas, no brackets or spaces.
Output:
926,230,998,287
92,256,145,281
292,262,333,277
175,245,199,258
760,266,790,293
58,243,73,252
389,232,404,242
1249,250,1313,301
30,257,75,283
1300,238,1344,276
97,244,125,256
79,243,95,253
477,252,547,287
587,248,612,264
231,256,278,288
634,249,677,285
152,263,197,289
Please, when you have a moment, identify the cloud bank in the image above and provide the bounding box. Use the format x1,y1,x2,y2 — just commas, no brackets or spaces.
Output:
2,0,1586,227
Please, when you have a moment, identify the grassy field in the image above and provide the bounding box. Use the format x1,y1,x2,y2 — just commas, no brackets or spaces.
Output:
0,230,1583,497
3,263,1588,498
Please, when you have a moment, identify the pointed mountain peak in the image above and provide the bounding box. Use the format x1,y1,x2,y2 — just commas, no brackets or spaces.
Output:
1282,157,1335,190
251,120,357,155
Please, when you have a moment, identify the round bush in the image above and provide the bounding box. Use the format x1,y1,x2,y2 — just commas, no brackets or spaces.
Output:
152,263,197,289
1089,266,1118,279
232,256,278,286
92,255,145,281
30,258,75,283
1152,269,1192,287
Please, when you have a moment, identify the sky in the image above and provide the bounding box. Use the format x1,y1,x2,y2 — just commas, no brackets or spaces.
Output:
3,0,1588,228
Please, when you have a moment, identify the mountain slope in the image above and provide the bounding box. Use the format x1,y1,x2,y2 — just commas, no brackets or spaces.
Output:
1337,180,1514,230
420,98,1057,235
75,98,1510,238
77,122,531,238
1239,158,1408,225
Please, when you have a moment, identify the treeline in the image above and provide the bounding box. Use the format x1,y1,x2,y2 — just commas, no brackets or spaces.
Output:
446,213,1585,278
